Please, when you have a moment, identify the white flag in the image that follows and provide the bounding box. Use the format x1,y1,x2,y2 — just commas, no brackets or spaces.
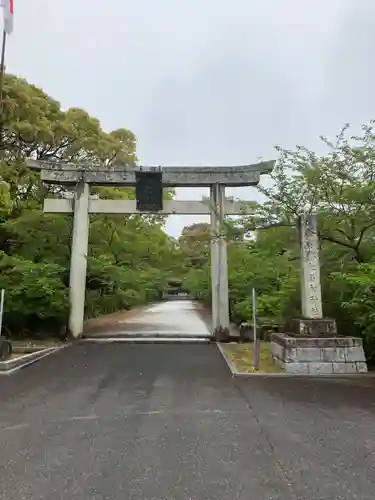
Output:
3,0,13,35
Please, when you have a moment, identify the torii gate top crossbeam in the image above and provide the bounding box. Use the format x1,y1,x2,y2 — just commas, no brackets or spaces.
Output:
27,159,274,187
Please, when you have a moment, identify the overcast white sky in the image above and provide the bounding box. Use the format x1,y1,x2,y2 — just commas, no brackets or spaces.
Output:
5,0,375,236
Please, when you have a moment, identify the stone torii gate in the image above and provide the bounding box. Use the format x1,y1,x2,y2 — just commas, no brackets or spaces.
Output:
28,159,274,339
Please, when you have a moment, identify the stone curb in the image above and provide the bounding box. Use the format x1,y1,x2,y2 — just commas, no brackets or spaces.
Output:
216,343,375,379
217,344,241,375
0,344,68,375
79,337,211,343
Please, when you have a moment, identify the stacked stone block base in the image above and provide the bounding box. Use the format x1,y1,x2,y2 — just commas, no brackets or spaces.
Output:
271,333,367,375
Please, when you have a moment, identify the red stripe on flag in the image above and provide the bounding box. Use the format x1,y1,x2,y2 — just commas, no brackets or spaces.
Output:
3,0,14,34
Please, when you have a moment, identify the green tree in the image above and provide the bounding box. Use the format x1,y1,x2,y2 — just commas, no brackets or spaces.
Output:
244,123,375,263
0,74,183,338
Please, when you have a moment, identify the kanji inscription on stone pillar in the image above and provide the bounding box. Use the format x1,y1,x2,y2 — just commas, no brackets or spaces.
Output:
300,212,323,319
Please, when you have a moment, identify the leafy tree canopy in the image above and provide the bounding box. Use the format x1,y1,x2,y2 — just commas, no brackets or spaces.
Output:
182,123,375,361
3,73,375,362
0,74,183,338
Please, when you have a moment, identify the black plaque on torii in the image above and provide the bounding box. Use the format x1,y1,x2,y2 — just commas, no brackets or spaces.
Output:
135,169,163,212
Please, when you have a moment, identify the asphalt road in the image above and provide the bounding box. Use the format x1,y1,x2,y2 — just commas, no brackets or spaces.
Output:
0,345,375,499
1,300,375,499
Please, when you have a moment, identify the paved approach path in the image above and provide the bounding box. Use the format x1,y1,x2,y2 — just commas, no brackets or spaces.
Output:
84,300,211,338
0,307,375,498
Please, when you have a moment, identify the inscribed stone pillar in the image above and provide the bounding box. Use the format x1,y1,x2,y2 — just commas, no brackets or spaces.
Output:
299,211,323,319
272,211,366,373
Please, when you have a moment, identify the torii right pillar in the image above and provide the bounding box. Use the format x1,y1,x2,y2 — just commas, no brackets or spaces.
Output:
210,183,230,341
271,211,367,374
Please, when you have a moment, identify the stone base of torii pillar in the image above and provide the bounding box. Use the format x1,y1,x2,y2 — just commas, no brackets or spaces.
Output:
271,212,367,375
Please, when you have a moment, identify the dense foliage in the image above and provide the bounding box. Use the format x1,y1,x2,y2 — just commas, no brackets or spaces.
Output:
183,124,375,361
0,74,184,338
2,74,375,362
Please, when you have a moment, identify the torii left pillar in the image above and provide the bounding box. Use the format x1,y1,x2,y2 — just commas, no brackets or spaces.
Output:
68,180,90,337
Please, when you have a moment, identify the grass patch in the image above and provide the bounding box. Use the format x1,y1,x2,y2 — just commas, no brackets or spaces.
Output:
222,342,283,373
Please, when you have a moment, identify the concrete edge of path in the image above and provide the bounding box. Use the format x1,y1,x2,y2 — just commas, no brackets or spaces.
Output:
216,343,375,379
0,344,68,375
79,337,212,343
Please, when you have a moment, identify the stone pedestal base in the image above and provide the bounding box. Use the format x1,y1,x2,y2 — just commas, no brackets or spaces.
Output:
271,333,367,375
292,317,337,336
214,326,230,343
